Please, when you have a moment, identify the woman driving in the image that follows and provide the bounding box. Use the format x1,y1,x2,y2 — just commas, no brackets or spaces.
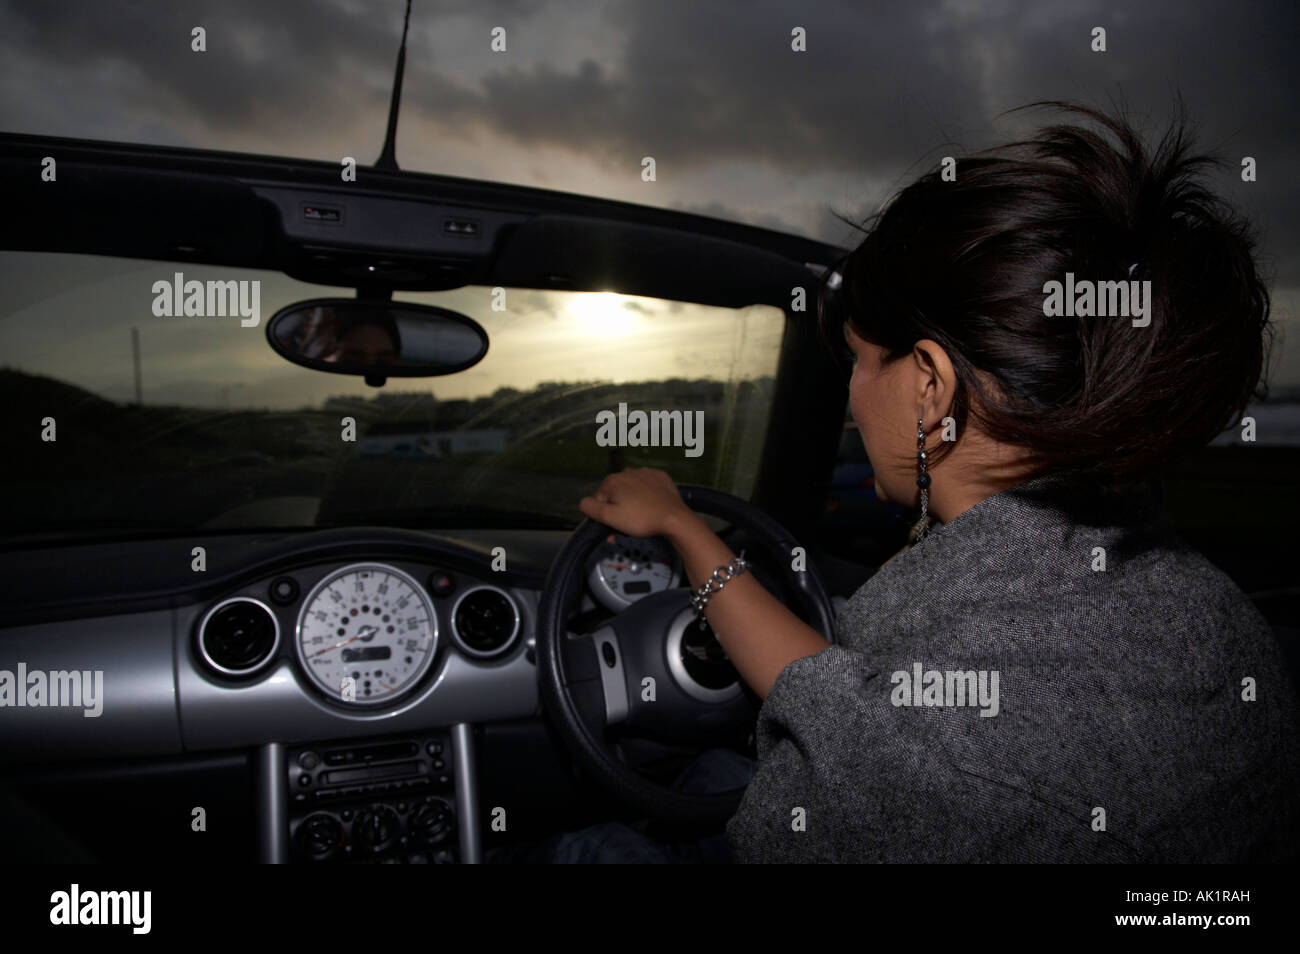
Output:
561,100,1300,863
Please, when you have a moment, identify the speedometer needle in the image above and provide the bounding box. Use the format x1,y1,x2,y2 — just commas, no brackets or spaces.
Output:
311,624,380,657
313,635,358,657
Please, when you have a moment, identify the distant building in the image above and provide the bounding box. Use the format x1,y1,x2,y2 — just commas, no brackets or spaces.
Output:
359,428,509,459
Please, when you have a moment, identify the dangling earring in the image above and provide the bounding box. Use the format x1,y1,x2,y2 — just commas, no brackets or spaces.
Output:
914,413,931,541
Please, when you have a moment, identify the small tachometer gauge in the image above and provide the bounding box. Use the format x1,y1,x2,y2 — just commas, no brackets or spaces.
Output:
296,563,438,707
587,534,681,612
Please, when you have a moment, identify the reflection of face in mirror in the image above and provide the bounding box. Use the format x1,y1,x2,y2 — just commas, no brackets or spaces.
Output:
270,299,488,376
323,319,400,366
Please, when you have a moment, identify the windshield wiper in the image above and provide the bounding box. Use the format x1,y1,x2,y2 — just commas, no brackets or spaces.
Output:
0,524,312,550
316,506,576,531
0,509,577,551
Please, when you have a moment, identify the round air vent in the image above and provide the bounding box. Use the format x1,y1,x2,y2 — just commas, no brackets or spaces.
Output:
198,597,281,675
451,586,521,659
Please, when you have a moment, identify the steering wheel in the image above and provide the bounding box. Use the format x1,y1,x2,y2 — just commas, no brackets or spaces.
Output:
536,484,838,823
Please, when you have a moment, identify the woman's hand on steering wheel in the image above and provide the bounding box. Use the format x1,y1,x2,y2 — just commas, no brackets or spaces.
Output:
539,483,837,822
578,467,696,539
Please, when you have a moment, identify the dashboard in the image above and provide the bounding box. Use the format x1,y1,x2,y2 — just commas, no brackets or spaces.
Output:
0,524,692,863
180,556,541,747
0,550,544,760
0,527,689,752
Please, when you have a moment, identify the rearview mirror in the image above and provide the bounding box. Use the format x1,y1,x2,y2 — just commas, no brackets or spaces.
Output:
266,298,488,379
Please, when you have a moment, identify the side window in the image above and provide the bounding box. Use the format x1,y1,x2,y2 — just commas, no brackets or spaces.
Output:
818,400,909,565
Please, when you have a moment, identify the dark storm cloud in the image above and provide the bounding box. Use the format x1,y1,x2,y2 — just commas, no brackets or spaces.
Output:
424,0,991,175
10,0,1295,170
2,0,388,125
427,0,1300,268
417,0,1299,175
0,0,1297,267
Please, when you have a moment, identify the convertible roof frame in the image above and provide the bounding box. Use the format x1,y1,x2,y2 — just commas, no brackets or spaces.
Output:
0,131,848,308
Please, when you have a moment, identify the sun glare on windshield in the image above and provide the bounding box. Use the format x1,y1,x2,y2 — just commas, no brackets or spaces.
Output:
0,252,786,538
566,292,641,339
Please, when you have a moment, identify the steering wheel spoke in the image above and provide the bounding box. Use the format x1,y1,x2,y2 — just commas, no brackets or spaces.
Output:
601,591,753,742
585,625,632,726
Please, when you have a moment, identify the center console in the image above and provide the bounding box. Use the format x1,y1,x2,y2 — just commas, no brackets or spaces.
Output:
256,724,480,863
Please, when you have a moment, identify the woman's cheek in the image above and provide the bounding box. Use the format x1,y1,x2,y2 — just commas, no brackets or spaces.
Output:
847,365,863,430
848,371,888,503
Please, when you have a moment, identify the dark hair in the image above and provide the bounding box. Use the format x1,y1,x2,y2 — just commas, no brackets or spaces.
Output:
818,100,1274,486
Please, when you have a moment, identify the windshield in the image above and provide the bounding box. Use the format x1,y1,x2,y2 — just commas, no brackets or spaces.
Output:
0,251,785,541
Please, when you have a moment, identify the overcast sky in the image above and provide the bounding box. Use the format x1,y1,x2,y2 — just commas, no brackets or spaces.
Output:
1,0,1297,393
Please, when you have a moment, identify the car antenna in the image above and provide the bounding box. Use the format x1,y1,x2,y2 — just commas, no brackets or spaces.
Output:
374,0,413,172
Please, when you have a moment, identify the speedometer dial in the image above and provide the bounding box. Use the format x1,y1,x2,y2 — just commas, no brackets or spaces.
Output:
296,563,438,707
587,534,681,611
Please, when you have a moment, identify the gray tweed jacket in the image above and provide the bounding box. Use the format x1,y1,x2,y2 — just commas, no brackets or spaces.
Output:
726,471,1300,862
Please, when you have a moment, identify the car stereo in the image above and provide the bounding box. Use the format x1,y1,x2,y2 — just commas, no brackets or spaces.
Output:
285,730,458,863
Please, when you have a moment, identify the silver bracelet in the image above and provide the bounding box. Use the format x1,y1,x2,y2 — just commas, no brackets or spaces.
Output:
690,550,749,623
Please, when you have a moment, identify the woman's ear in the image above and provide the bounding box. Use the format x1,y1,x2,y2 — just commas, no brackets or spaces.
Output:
911,339,956,425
